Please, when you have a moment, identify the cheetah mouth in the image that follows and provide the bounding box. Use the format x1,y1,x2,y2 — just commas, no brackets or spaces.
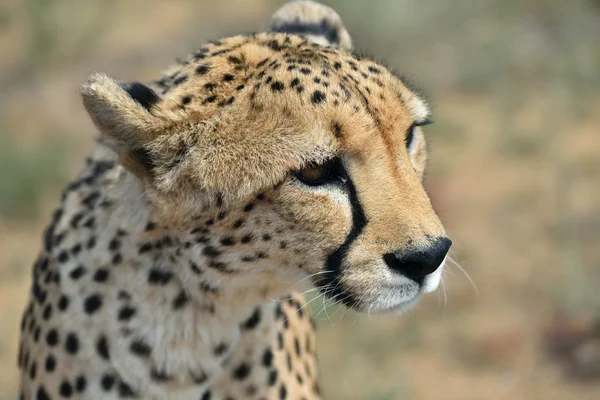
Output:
313,258,445,314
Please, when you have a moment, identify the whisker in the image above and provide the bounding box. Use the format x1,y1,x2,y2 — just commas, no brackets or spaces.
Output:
441,276,448,316
284,270,334,292
447,256,479,296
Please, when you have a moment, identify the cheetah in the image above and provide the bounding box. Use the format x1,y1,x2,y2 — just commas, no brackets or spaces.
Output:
17,1,452,399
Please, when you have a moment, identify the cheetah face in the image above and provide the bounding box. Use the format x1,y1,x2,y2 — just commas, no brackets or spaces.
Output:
81,33,450,314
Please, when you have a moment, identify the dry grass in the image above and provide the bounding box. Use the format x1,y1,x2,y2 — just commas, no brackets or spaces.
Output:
1,0,599,399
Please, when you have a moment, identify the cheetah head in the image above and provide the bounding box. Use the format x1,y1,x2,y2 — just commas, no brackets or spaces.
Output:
81,1,450,314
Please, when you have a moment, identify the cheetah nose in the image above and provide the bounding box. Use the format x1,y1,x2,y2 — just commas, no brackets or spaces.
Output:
383,237,452,285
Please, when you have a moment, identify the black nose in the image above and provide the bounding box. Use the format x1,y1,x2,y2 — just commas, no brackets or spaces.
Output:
383,237,452,284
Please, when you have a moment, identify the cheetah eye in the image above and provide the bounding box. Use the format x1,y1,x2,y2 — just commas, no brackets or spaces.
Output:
294,158,342,186
406,119,433,149
405,125,416,148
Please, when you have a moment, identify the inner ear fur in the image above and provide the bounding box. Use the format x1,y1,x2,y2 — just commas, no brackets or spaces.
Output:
81,73,178,177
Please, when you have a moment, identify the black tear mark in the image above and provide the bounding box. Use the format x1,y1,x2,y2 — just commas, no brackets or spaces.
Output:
315,159,367,307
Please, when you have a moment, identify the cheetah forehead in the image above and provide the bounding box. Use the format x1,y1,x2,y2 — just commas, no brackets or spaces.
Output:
87,32,429,203
154,33,427,123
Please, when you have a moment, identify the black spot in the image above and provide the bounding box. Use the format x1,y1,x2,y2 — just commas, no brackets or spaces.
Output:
130,339,152,357
36,387,50,400
214,342,229,356
150,367,172,382
271,81,285,91
223,73,235,82
46,329,59,346
42,304,52,320
97,335,110,360
118,291,131,301
93,268,110,283
29,362,36,379
86,236,96,249
331,123,343,138
75,376,87,392
202,246,221,258
300,68,311,75
45,354,56,372
267,39,281,51
189,368,208,384
279,384,288,399
118,382,136,397
228,55,243,64
236,84,245,91
257,57,269,67
241,234,253,244
101,374,115,391
243,203,254,212
262,348,273,367
268,369,278,386
70,213,84,228
60,381,73,397
57,250,69,263
296,85,305,93
139,243,153,253
148,268,173,285
201,391,212,400
311,90,326,104
262,234,271,241
368,65,381,74
173,75,188,85
172,290,189,309
109,238,121,251
83,293,103,314
189,261,203,275
290,78,300,88
241,308,261,330
294,337,302,356
65,332,79,354
208,261,229,271
124,82,160,110
220,236,236,246
203,95,217,104
233,363,251,380
196,65,210,75
118,306,137,321
70,243,82,255
204,82,217,90
33,327,41,342
232,219,245,229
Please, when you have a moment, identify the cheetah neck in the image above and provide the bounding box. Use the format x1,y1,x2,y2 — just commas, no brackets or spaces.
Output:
97,147,294,381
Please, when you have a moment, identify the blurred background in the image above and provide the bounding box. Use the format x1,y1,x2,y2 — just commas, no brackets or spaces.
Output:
0,0,599,399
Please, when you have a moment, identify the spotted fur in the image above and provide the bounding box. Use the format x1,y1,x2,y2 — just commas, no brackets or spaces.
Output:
18,1,450,399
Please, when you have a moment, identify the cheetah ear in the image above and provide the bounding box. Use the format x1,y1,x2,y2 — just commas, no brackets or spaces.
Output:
269,0,353,50
81,73,167,177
